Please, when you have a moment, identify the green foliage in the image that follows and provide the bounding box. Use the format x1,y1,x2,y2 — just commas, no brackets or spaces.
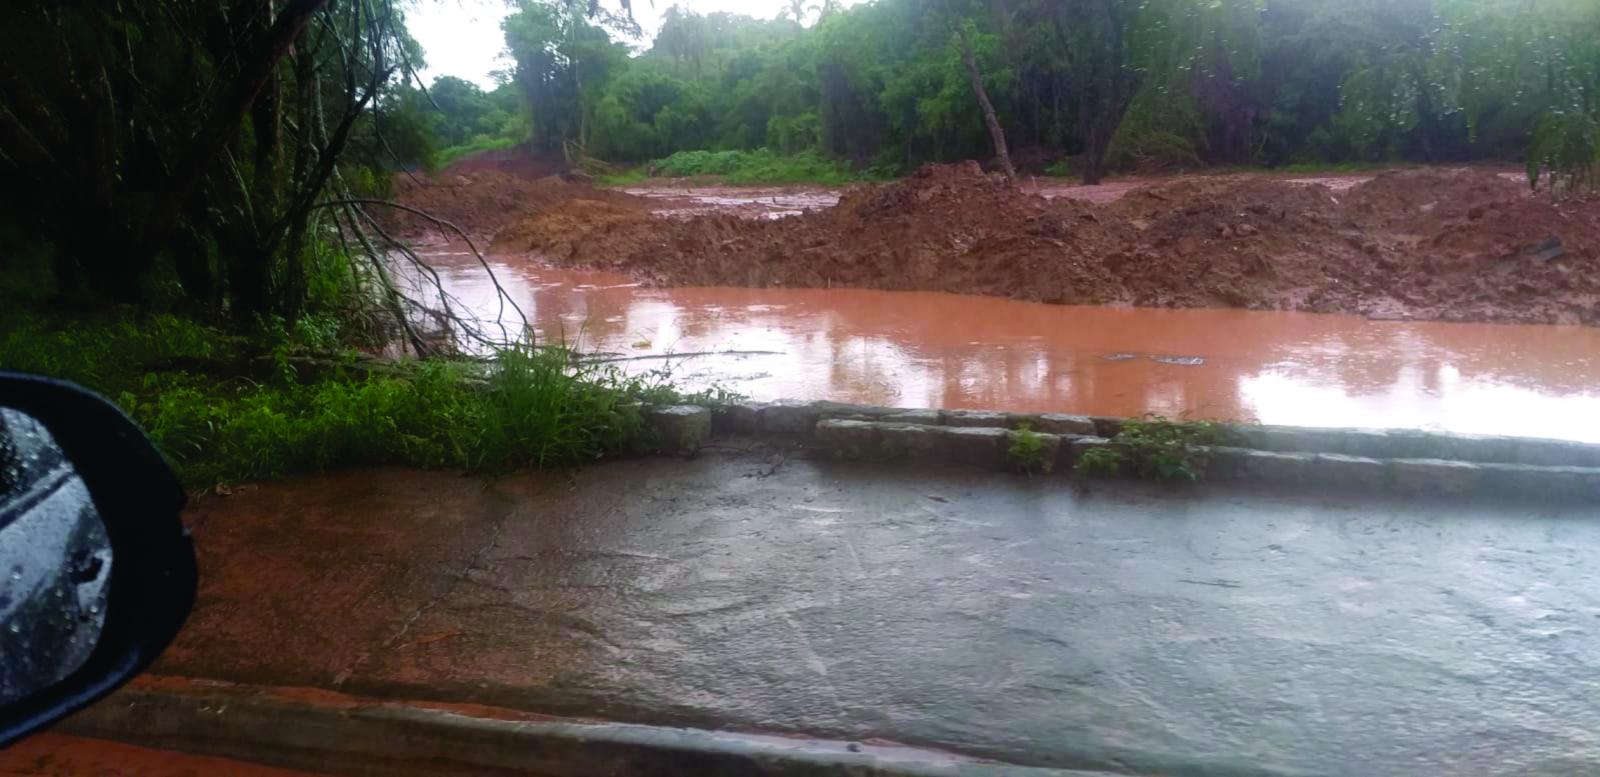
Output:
0,310,675,486
422,77,523,150
647,149,863,185
594,168,652,186
1076,416,1230,482
0,2,440,321
1529,111,1600,198
1007,426,1054,475
483,0,1600,180
437,137,520,170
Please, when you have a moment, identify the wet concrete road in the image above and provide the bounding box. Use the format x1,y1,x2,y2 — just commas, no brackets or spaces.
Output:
159,450,1600,775
0,734,332,776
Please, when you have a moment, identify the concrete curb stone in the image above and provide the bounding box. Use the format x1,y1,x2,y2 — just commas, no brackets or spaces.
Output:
63,679,1102,777
647,406,712,455
941,410,1012,428
715,401,1600,501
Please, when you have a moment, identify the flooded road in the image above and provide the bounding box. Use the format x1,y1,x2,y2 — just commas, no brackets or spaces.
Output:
411,248,1600,442
157,457,1600,775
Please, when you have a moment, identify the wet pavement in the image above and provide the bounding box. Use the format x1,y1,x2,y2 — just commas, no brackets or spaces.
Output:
147,451,1600,775
404,253,1600,442
0,733,331,776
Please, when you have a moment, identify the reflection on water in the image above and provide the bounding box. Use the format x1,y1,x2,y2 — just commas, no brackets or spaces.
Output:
405,248,1600,442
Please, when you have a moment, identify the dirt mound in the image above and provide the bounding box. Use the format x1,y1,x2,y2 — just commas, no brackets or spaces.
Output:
1342,168,1529,230
1087,177,1370,311
381,169,647,241
486,161,1600,326
1367,187,1600,325
489,199,653,259
833,161,1018,219
493,163,1120,304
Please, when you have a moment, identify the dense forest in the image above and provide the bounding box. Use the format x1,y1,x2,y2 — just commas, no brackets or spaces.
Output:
422,0,1599,184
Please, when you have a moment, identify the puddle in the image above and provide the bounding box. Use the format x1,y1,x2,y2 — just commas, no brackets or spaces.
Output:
399,251,1600,443
620,186,840,219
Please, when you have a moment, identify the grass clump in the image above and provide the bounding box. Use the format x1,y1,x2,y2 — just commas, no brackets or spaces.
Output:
1,309,678,486
1007,425,1054,475
1076,416,1229,482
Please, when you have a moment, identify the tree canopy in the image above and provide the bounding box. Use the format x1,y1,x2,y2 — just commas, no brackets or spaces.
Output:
492,0,1599,180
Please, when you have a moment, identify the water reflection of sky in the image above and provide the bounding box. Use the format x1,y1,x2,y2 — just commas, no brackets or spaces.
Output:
410,251,1600,443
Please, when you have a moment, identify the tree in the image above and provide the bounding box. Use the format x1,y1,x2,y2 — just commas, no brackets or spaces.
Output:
955,24,1017,179
476,0,1594,182
503,0,631,154
0,0,429,320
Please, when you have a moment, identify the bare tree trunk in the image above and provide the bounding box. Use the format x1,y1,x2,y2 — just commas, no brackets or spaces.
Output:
956,27,1016,181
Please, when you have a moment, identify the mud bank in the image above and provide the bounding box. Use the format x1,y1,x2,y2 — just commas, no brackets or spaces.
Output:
380,169,647,241
476,163,1600,327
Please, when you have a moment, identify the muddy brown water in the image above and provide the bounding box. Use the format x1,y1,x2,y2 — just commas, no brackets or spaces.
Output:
405,247,1600,443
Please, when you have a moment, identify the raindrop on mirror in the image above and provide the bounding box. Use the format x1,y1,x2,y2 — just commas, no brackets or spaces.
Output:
0,408,113,706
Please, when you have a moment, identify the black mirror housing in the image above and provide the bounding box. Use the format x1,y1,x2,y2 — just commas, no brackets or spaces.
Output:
0,373,196,746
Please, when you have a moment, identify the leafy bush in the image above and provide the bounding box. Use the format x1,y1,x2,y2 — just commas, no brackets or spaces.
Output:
1076,416,1229,482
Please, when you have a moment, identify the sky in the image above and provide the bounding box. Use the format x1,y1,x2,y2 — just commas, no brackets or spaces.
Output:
406,0,857,90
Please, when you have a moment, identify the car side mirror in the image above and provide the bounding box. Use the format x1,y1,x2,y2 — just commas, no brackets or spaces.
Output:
0,372,196,746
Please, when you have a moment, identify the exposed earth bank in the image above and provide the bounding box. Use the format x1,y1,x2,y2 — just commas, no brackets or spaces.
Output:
398,161,1600,326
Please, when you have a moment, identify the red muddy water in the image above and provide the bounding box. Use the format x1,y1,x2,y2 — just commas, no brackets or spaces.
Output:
407,247,1600,442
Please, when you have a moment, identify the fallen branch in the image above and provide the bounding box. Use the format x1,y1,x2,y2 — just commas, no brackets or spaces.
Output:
579,350,786,364
315,197,529,344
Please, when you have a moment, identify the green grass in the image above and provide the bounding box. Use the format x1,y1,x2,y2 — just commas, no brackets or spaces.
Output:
1007,425,1053,475
436,136,517,171
622,149,867,186
1077,416,1231,482
595,168,651,186
0,309,681,486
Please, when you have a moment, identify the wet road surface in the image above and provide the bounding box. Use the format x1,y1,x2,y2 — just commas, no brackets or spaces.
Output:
0,733,331,776
405,253,1600,442
146,452,1600,775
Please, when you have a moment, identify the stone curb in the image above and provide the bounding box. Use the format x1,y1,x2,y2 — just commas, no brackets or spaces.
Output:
699,400,1600,468
61,677,1103,777
647,401,1600,502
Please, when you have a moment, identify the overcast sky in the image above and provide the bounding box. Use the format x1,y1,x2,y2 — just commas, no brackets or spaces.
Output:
406,0,857,90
